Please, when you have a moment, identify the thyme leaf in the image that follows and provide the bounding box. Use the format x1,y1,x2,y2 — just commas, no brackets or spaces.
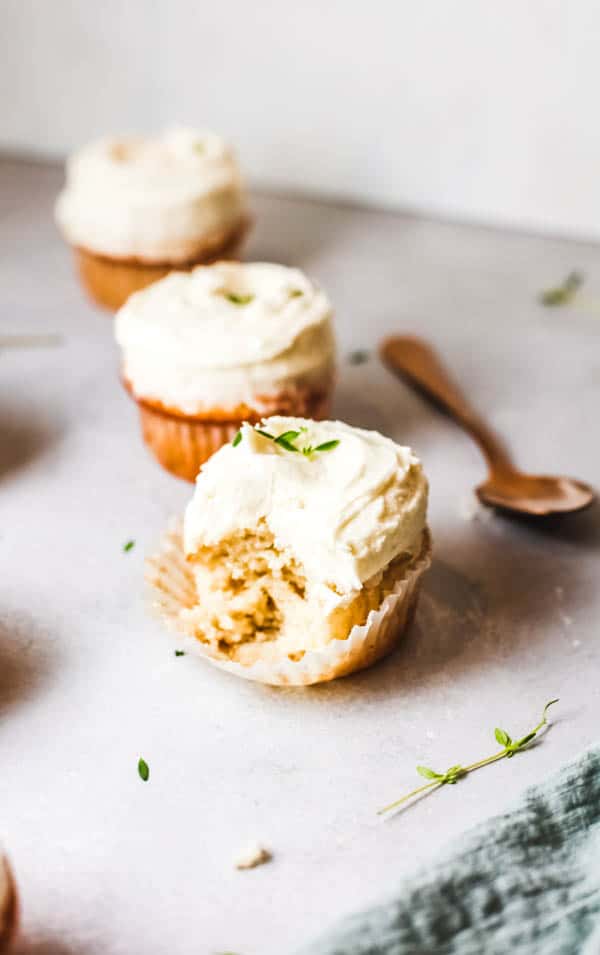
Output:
540,272,583,307
224,292,254,306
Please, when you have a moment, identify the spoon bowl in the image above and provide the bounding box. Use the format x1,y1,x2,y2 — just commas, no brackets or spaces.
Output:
476,472,594,516
380,335,595,518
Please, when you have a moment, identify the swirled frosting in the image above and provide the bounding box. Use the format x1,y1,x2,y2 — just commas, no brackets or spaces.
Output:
184,417,428,595
55,127,247,262
115,262,335,414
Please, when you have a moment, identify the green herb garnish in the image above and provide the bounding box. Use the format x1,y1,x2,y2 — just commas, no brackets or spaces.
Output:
232,431,242,447
275,429,302,453
174,650,186,657
138,758,150,782
256,428,339,457
299,439,341,457
348,349,370,365
378,699,558,816
123,540,135,553
224,292,254,306
540,272,583,306
312,440,340,453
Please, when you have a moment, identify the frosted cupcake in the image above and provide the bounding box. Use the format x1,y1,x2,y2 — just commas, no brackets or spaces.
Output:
115,262,336,481
0,853,16,953
55,127,250,310
147,418,431,686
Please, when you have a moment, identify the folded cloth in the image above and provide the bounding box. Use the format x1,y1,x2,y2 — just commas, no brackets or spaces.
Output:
296,747,600,955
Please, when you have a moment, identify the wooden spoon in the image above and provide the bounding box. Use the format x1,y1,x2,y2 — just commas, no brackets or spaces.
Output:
380,335,594,516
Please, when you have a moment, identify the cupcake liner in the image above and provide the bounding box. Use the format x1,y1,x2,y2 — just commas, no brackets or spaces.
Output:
137,405,241,481
74,216,251,311
0,855,17,954
129,386,333,482
145,523,432,686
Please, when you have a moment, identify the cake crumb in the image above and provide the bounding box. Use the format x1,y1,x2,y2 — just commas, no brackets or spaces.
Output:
234,842,272,870
458,492,494,523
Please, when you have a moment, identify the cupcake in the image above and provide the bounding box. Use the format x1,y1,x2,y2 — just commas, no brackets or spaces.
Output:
146,417,431,686
0,854,16,953
55,127,250,310
115,262,336,481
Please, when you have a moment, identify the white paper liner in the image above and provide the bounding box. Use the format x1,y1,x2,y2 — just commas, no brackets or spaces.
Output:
145,523,432,686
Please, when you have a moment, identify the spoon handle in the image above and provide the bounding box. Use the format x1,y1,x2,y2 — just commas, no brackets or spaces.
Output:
379,335,514,473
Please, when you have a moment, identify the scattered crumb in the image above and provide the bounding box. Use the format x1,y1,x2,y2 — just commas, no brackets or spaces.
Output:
425,729,436,741
560,612,573,628
458,492,494,523
555,586,564,600
572,639,581,649
234,843,272,870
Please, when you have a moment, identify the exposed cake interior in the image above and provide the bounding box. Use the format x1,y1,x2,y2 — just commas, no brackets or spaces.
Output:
181,519,421,665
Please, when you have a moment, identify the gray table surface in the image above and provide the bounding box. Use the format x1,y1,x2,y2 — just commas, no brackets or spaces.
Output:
1,156,599,955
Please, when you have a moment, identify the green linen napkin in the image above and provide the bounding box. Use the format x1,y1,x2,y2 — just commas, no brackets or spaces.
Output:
297,747,600,955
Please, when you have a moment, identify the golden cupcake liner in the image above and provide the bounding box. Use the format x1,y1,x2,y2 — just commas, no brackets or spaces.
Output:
128,385,333,482
73,217,251,311
137,406,241,482
145,524,432,686
0,855,17,954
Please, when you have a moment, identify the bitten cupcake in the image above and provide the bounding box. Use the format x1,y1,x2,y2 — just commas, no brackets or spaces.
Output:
147,417,431,686
55,127,250,310
115,262,336,481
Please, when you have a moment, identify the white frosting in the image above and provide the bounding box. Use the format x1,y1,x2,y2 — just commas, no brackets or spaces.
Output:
184,417,428,597
55,127,247,262
115,262,335,414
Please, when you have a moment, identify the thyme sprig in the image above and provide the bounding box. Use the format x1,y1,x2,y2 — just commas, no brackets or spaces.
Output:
253,427,340,457
378,699,558,817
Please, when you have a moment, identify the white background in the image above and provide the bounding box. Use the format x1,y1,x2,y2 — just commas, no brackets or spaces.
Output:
1,0,600,238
